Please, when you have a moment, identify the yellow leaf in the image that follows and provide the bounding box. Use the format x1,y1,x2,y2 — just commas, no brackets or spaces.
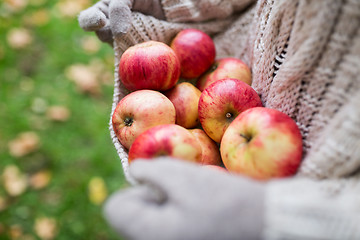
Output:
56,0,91,18
81,36,101,54
4,0,28,12
7,28,33,49
46,106,71,122
88,177,108,205
65,64,101,96
34,217,57,240
0,196,8,211
2,165,28,197
25,9,50,26
8,132,40,157
29,0,46,6
29,170,52,190
9,224,23,240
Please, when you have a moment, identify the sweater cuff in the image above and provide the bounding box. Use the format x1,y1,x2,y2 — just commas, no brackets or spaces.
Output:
263,178,360,239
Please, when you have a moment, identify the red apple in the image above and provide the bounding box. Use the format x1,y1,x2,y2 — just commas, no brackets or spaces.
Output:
170,29,216,79
128,124,202,163
164,82,202,128
220,107,303,180
196,57,252,91
119,41,180,91
198,78,263,143
189,129,222,166
112,90,176,150
203,165,228,172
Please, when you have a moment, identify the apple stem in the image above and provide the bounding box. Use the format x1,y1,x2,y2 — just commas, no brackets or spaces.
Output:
124,117,133,127
210,64,217,72
240,133,252,142
226,112,233,119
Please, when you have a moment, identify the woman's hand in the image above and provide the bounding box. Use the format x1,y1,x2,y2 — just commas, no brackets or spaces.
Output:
78,0,164,44
104,158,265,240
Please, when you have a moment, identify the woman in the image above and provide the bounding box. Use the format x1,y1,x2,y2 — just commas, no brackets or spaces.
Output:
79,0,360,239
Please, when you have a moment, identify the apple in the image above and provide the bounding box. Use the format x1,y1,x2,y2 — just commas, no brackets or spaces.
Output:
198,78,263,143
196,57,252,91
220,107,303,180
170,29,216,79
164,82,202,129
119,41,180,91
128,124,202,163
189,129,222,166
203,165,228,172
112,90,176,150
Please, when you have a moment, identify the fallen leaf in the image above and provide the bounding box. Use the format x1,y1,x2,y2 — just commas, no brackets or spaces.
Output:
88,177,108,205
99,71,113,85
4,0,28,12
34,217,57,240
46,106,70,122
88,58,113,85
25,9,50,26
81,36,101,54
2,165,28,197
29,170,52,189
56,0,90,18
9,224,23,240
0,196,8,211
65,64,101,96
8,132,40,157
29,0,46,6
7,28,33,49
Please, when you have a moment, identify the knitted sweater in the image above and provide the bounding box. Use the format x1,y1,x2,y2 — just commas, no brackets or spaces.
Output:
109,0,360,239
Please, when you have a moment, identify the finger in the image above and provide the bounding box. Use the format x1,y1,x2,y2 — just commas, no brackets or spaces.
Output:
109,0,133,37
95,25,114,44
97,0,110,18
133,0,165,20
104,185,180,240
78,6,108,31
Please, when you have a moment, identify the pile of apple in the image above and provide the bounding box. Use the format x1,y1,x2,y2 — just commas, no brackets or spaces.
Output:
112,29,303,180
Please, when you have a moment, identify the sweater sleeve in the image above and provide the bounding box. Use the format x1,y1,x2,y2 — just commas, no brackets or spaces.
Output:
161,0,256,23
264,176,360,239
263,88,360,239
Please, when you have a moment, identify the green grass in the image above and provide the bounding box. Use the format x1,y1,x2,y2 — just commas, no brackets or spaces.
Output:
0,1,128,239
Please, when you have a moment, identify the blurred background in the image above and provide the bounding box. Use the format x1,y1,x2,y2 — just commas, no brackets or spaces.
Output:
0,0,128,239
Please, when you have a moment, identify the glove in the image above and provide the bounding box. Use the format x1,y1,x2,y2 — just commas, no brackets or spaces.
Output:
78,0,165,44
104,158,265,240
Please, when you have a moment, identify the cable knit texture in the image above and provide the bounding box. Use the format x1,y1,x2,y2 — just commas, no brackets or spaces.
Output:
106,0,360,239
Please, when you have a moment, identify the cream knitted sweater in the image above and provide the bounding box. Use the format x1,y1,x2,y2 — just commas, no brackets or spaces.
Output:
109,0,360,239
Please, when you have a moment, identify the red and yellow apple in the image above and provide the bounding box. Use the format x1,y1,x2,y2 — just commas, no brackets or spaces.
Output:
198,78,263,143
196,57,252,91
164,82,202,129
128,124,202,163
220,107,303,180
112,90,176,150
170,29,216,79
119,41,180,91
203,165,228,172
189,129,222,166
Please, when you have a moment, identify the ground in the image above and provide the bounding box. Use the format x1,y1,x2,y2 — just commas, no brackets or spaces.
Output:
0,0,128,239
